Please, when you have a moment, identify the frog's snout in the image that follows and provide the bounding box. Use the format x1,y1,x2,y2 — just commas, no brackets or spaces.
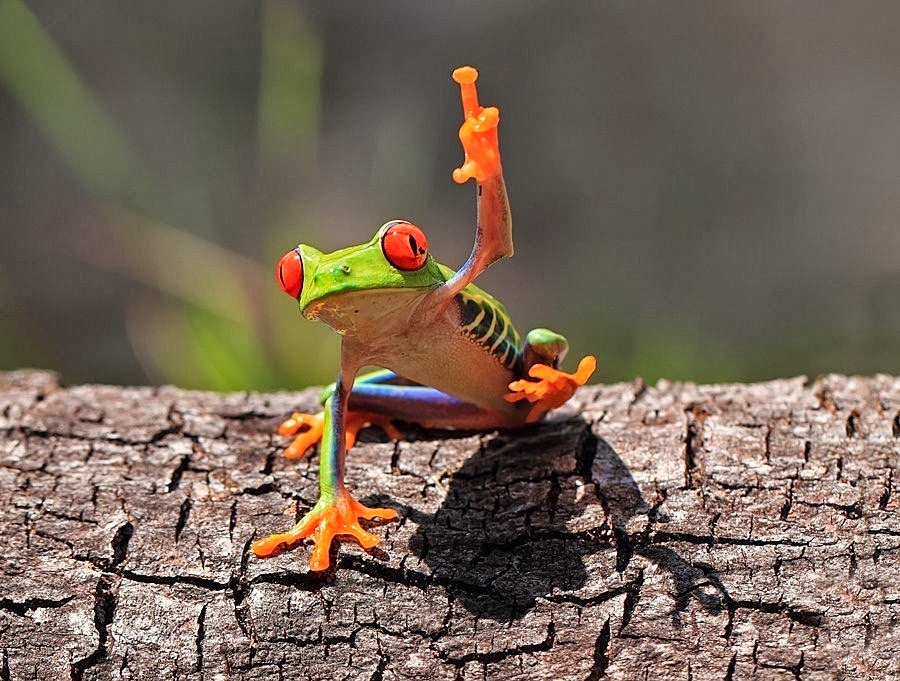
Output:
275,248,303,299
317,262,352,284
303,259,352,302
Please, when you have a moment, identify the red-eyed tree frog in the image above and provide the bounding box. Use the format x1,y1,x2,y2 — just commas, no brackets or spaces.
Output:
253,66,596,571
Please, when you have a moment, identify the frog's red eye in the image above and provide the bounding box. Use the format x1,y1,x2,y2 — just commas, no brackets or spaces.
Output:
381,221,428,271
276,249,303,298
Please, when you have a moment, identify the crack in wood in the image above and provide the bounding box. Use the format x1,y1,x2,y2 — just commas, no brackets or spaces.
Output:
0,596,74,617
587,617,611,680
70,574,118,680
175,498,193,542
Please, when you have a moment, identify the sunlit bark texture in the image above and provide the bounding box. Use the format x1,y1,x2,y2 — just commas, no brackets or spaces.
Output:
0,370,897,679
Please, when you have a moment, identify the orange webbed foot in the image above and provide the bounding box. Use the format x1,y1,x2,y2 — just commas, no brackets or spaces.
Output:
504,355,597,423
278,412,325,459
251,491,398,571
452,66,501,183
277,410,402,459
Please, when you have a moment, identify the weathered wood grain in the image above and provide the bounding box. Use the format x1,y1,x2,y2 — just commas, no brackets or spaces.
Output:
0,369,897,680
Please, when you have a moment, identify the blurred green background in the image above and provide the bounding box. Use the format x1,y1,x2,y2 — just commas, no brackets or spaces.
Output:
1,1,899,391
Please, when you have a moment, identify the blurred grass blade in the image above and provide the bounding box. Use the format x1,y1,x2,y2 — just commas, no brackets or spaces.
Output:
258,0,322,160
96,208,267,329
0,0,149,204
126,299,277,391
186,308,274,390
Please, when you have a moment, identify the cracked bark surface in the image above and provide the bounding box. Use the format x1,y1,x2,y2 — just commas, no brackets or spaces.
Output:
0,369,898,680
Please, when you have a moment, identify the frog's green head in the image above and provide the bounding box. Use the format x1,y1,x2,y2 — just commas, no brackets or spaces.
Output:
275,220,445,333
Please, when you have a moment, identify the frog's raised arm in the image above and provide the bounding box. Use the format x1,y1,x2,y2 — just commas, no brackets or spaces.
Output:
433,66,513,302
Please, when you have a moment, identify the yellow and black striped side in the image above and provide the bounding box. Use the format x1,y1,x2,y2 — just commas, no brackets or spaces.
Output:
455,288,524,374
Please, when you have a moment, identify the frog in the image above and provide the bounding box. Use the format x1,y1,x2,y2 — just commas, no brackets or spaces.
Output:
253,66,596,571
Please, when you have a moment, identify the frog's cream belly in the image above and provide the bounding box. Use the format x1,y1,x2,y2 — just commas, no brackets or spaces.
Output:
354,321,517,414
388,330,518,413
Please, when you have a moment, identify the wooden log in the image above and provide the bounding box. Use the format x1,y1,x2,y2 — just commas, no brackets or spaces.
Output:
0,369,897,679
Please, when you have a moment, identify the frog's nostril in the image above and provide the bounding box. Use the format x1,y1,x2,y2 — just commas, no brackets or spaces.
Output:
276,249,303,298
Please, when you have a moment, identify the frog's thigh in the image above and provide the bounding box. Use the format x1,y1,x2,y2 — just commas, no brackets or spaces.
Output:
354,369,403,385
321,369,412,404
347,383,520,430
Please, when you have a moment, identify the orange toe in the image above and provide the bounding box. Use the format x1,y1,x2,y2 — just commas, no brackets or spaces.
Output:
252,532,295,557
452,65,478,86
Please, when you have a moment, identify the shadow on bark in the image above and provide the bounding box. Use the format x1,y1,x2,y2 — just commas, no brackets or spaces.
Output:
592,436,730,623
402,422,729,622
403,421,595,620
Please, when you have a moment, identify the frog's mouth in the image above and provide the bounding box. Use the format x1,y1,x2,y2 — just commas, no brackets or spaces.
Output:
302,301,323,321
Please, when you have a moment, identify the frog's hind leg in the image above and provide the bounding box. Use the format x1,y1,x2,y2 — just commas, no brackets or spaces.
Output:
277,370,409,459
346,383,524,431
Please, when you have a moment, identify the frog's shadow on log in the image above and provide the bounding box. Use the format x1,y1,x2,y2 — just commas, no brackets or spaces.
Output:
400,420,730,622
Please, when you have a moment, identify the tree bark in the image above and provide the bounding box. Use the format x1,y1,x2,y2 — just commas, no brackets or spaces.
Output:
0,369,897,680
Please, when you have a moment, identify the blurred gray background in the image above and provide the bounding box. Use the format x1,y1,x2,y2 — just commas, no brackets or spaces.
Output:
1,1,899,390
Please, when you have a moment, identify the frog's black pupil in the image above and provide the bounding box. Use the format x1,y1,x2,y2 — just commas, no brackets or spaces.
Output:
408,234,417,254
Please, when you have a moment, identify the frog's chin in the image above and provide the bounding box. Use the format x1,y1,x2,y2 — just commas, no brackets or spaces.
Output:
302,288,432,338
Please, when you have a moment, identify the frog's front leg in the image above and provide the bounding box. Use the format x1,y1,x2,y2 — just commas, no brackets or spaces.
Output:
505,328,597,423
433,66,513,304
252,367,397,571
